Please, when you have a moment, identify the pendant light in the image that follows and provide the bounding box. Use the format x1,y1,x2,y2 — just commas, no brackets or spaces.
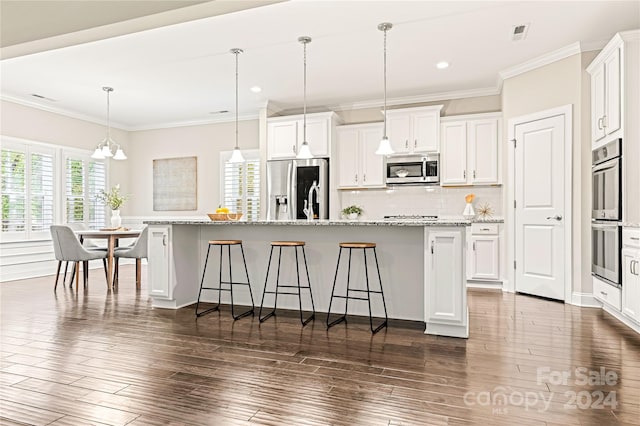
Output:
375,23,394,156
91,87,127,160
296,36,313,160
228,48,245,163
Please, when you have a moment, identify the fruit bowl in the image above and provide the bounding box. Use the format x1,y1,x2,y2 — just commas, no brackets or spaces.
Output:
208,213,243,221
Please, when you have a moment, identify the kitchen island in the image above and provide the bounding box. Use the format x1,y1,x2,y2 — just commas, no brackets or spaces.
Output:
144,219,470,338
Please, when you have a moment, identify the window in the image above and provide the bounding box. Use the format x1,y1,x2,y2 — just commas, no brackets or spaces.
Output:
1,141,55,241
64,152,106,229
220,150,260,221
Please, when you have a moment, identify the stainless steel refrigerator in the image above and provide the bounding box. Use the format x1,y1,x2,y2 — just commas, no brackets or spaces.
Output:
266,158,329,220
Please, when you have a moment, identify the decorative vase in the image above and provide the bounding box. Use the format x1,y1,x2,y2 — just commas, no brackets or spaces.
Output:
111,209,122,228
462,203,475,220
347,213,358,220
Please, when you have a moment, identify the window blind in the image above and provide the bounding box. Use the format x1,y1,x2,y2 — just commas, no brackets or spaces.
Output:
1,148,26,233
65,156,106,228
222,153,260,221
30,152,54,232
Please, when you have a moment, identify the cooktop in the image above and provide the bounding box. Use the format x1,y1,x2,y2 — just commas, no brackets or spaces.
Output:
383,215,438,221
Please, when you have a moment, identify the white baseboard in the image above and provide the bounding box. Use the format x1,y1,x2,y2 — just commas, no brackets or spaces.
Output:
602,305,640,334
467,280,502,290
570,292,602,307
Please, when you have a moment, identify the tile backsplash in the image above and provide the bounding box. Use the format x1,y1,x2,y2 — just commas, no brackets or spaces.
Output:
339,186,503,219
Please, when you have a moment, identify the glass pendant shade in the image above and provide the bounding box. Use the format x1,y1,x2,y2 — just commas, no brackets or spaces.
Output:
376,22,394,156
113,148,127,160
91,147,105,159
101,144,114,157
229,147,245,163
297,141,313,159
375,136,394,156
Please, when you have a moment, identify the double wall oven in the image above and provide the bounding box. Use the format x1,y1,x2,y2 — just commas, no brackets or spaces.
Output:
591,139,622,286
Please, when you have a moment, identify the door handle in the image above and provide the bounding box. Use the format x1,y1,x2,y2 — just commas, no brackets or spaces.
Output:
546,215,563,221
162,235,167,246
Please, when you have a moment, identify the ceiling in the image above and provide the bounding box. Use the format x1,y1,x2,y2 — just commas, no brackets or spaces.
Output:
1,1,639,131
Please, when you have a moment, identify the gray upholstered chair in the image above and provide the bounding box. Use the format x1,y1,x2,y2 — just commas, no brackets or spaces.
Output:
114,226,148,289
65,222,108,283
50,225,108,290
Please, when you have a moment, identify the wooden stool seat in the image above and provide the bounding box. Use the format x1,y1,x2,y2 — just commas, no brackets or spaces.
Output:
339,242,376,249
271,241,305,247
209,240,242,245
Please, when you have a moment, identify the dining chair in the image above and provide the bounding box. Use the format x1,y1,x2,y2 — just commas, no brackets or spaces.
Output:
66,222,108,284
114,226,148,289
50,225,109,291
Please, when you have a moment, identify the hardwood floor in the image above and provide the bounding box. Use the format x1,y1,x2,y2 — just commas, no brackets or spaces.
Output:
1,267,639,425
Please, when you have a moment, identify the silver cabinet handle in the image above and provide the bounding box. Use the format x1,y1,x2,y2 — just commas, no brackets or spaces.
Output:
430,240,434,254
600,291,608,297
473,170,476,179
355,173,358,183
405,140,409,149
463,170,466,179
363,174,366,182
480,228,491,231
472,241,476,251
293,144,297,154
597,117,604,130
546,215,563,221
602,115,607,128
631,237,639,241
414,139,417,148
162,234,167,246
633,260,639,276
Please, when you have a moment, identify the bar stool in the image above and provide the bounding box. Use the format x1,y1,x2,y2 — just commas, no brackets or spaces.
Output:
259,241,315,326
195,240,254,320
327,242,388,334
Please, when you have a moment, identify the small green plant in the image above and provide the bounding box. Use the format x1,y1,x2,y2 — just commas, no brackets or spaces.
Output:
97,184,128,210
341,205,363,216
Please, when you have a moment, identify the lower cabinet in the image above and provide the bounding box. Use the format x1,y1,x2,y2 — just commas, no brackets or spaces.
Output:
148,225,170,298
622,228,640,325
466,223,501,282
425,228,468,338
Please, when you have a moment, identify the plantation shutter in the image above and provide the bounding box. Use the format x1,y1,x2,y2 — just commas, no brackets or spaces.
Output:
29,152,54,233
222,151,260,221
1,147,26,236
64,154,106,228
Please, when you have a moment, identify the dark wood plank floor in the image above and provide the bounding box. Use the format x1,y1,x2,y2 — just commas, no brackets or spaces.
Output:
1,266,639,425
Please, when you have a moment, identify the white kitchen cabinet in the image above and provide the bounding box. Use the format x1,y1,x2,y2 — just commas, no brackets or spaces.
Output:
622,229,640,325
336,123,385,188
148,225,170,298
425,228,468,338
467,223,500,281
386,105,442,154
589,47,621,144
441,113,501,186
267,112,338,159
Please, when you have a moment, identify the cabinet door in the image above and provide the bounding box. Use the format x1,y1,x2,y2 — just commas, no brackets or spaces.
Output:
622,251,640,322
604,47,621,136
440,121,468,185
387,114,411,154
468,235,499,281
148,227,170,298
426,231,464,324
268,121,298,159
303,118,329,157
413,111,439,152
337,129,360,187
591,63,606,143
469,119,499,184
360,126,385,187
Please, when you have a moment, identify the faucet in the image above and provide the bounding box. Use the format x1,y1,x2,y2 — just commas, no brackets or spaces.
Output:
304,180,319,221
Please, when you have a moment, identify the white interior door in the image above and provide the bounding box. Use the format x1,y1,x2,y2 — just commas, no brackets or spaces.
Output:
514,114,566,301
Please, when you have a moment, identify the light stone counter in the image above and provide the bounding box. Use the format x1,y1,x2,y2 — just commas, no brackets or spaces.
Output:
144,219,470,338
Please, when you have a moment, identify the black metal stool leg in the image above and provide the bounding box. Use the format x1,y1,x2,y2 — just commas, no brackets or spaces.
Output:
296,246,315,326
363,248,386,333
345,248,352,319
196,244,218,317
372,247,388,333
259,246,276,322
229,244,253,320
327,247,346,328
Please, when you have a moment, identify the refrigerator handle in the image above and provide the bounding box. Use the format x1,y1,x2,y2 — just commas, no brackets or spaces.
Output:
288,162,295,220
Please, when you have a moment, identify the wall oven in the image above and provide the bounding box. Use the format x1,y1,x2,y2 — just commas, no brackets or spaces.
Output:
592,139,621,221
592,222,622,286
385,154,439,185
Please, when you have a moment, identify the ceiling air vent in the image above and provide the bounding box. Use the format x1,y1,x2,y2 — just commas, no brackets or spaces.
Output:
511,23,529,41
31,93,58,102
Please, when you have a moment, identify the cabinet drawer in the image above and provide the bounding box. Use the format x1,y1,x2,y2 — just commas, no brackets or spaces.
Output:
593,276,621,310
623,228,640,248
471,223,498,235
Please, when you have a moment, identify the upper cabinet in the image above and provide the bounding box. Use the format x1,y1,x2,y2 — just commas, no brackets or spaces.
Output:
440,112,501,186
336,123,385,189
589,47,621,144
386,105,442,154
267,112,339,159
588,30,640,224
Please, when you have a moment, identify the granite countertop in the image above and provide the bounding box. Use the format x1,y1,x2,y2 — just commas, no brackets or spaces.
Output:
143,218,472,227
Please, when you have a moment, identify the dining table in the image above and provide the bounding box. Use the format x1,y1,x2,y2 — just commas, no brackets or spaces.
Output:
75,228,141,289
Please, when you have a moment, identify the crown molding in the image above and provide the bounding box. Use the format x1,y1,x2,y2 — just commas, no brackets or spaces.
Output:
499,42,582,81
329,86,500,111
128,113,260,131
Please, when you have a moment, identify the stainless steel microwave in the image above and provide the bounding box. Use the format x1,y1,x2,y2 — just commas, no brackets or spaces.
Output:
385,154,439,185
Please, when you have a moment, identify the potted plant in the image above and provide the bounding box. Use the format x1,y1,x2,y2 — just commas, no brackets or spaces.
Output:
97,184,129,227
341,205,363,220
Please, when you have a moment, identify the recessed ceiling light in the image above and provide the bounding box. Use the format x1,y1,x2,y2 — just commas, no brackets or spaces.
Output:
250,86,262,93
436,61,449,69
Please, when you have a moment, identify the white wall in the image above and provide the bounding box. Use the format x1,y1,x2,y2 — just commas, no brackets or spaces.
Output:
501,52,594,296
127,119,259,217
